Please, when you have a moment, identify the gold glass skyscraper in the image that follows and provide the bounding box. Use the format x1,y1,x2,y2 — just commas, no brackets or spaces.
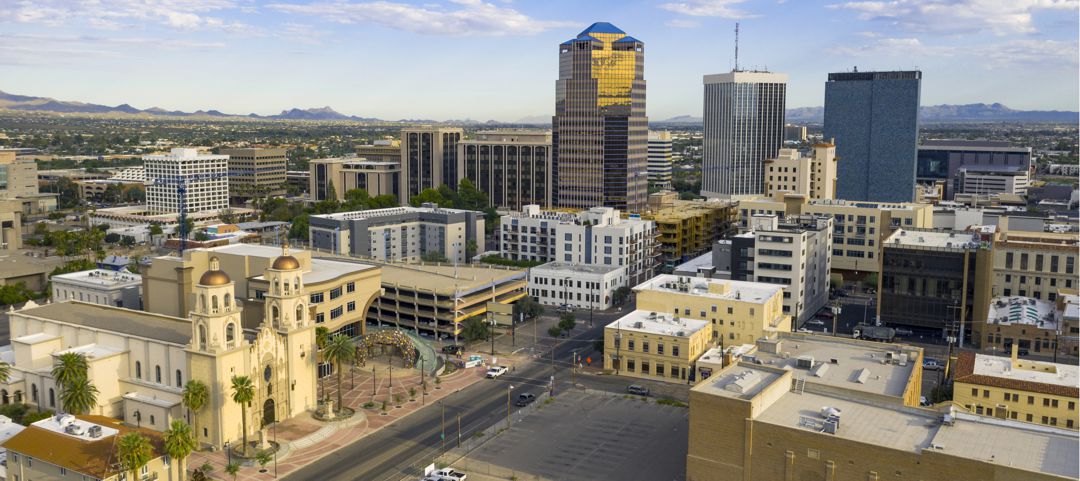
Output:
554,22,648,212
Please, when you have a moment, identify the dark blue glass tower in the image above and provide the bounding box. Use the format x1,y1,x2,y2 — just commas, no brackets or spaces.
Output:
824,70,921,202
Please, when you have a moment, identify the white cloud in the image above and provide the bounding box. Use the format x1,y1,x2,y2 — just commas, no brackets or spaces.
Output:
828,37,953,57
665,19,702,28
2,0,261,34
0,33,225,65
828,0,1079,35
659,0,749,18
266,0,574,36
827,36,1078,69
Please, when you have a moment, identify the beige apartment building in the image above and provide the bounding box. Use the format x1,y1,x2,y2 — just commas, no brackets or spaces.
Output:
954,349,1079,430
763,142,837,200
310,153,403,204
401,127,463,201
1,148,57,214
458,129,553,210
220,147,288,201
142,244,382,338
991,229,1078,301
633,274,790,346
604,310,712,383
738,194,933,275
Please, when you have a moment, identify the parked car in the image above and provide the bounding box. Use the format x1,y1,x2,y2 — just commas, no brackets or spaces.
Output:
805,319,825,327
627,384,650,396
515,393,537,407
431,468,467,481
923,359,944,371
485,366,508,378
441,345,464,355
920,396,932,407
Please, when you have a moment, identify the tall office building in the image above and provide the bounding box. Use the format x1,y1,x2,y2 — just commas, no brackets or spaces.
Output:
647,130,673,187
219,148,287,201
825,70,922,202
459,129,553,210
144,148,229,215
400,127,463,201
553,22,648,212
700,71,787,199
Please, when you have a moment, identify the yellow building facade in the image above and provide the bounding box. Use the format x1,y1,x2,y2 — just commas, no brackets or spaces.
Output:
953,350,1079,430
603,310,711,383
643,196,738,269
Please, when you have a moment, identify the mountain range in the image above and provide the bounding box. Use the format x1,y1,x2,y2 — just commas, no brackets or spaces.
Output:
1,90,1075,124
663,103,1078,124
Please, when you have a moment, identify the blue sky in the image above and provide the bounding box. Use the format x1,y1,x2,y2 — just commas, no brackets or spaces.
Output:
1,0,1077,121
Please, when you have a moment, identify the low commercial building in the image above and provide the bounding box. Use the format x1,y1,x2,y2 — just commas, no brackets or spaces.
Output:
76,178,144,201
369,262,527,342
726,214,833,327
527,262,627,310
634,274,791,346
604,310,710,383
979,296,1075,357
3,414,168,481
459,129,553,210
763,142,837,200
51,269,142,309
991,229,1078,302
142,244,382,338
953,349,1079,430
956,164,1029,197
878,229,992,345
642,194,738,269
0,202,21,251
310,152,403,204
686,359,1077,481
499,204,657,285
917,140,1032,200
310,204,485,264
89,204,256,231
221,147,288,201
0,149,57,214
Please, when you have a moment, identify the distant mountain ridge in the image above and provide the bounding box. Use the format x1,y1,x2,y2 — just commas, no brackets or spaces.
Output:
690,104,1076,124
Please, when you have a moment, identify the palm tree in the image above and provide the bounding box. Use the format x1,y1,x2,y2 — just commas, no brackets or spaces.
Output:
0,361,11,385
163,420,197,481
52,352,89,404
230,375,255,458
182,380,209,449
116,432,154,481
225,462,240,480
322,335,356,411
59,377,99,415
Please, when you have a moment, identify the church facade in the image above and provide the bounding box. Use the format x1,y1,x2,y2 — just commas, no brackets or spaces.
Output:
0,247,318,449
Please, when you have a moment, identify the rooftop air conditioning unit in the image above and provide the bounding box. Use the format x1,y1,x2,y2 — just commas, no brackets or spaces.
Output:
88,425,103,438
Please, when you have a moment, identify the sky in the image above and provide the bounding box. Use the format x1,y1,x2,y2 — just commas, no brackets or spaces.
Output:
1,0,1077,121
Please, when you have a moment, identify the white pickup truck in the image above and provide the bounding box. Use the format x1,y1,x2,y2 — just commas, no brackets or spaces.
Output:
485,366,508,378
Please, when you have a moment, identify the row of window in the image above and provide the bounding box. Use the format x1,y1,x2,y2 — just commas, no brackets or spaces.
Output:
133,361,184,387
973,388,1076,410
618,358,685,379
616,339,681,356
1004,252,1076,274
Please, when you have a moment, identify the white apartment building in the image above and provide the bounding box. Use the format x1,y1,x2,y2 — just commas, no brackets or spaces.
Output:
763,142,838,200
957,166,1029,197
309,204,485,264
648,130,673,188
144,148,229,215
527,262,627,310
51,269,142,309
499,204,658,285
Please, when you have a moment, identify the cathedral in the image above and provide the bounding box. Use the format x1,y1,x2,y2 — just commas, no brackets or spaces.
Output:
0,246,318,449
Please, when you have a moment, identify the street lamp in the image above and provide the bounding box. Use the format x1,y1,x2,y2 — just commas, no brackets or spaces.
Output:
488,311,496,357
506,385,514,430
614,331,622,375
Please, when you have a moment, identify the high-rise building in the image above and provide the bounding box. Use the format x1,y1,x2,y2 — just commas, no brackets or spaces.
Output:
144,148,229,215
763,142,838,200
459,129,553,210
554,22,648,212
647,130,673,187
825,70,922,202
310,154,402,204
700,71,787,199
219,148,288,201
400,127,463,200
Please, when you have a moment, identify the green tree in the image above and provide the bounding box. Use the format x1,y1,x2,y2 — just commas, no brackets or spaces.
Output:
323,335,356,411
315,326,330,350
149,223,163,244
466,240,478,259
230,375,255,457
0,361,10,385
516,295,544,319
60,377,99,415
558,313,576,336
163,420,197,481
219,209,237,224
342,188,370,210
52,352,89,408
288,214,310,240
420,251,448,263
548,326,563,338
194,230,210,242
182,380,209,450
409,188,445,207
367,194,399,209
116,432,154,481
325,179,338,202
456,179,489,211
124,186,145,203
33,222,49,236
225,462,240,480
611,286,632,306
461,316,490,342
181,218,196,240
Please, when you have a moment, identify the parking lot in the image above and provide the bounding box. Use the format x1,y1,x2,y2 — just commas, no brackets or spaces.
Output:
461,389,689,481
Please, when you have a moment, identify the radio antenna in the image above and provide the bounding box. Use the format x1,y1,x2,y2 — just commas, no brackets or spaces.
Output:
734,22,740,71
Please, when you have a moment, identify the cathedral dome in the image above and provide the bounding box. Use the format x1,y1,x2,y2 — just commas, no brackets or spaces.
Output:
199,269,231,286
272,255,300,270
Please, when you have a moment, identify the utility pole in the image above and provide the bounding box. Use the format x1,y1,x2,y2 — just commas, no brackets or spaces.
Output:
456,414,462,447
440,401,445,451
420,358,425,406
506,385,512,430
372,366,376,400
550,348,555,397
489,311,496,357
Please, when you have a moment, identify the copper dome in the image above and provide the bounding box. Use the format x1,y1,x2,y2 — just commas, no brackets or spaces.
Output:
272,255,300,270
198,269,232,286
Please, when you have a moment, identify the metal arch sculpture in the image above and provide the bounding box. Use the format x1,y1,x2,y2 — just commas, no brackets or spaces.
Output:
354,329,417,368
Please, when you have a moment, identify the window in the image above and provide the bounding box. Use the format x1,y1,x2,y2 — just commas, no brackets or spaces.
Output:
983,390,990,398
331,306,343,319
150,415,155,425
346,282,356,293
1069,401,1075,410
640,362,650,374
176,370,183,387
155,365,162,383
330,287,342,300
347,301,356,312
310,293,324,303
1006,252,1014,269
1027,413,1033,422
135,361,142,379
971,388,978,396
1044,398,1051,407
656,364,664,376
642,342,650,353
1028,396,1035,404
316,313,325,324
1051,399,1059,408
627,340,635,351
672,345,680,357
657,344,664,355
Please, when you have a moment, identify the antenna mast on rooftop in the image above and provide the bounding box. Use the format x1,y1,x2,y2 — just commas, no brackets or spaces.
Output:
734,22,740,72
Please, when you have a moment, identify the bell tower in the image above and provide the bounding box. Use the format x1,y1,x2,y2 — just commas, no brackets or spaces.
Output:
264,244,306,331
190,257,242,353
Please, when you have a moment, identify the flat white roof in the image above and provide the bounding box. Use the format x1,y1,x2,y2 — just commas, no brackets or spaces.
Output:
987,296,1059,329
51,269,142,288
0,416,25,446
530,262,624,276
56,344,125,361
633,274,781,304
885,229,981,249
32,414,119,442
693,363,782,400
12,332,59,344
313,205,476,221
970,353,1079,389
606,310,709,337
123,392,180,408
207,244,377,283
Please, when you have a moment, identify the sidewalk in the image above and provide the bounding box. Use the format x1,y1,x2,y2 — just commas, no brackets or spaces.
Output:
187,362,486,481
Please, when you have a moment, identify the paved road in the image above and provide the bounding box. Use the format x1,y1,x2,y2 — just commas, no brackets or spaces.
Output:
285,315,661,481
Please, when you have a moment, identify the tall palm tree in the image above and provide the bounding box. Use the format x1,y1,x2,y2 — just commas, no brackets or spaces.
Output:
52,352,89,406
59,377,99,415
0,361,11,385
116,432,154,481
163,420,197,481
230,375,255,458
322,334,356,411
182,380,209,448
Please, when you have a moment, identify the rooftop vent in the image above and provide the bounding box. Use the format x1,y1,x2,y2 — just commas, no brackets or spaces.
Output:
88,425,103,438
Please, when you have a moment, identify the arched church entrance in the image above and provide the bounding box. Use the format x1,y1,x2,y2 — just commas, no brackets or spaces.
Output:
262,398,276,427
